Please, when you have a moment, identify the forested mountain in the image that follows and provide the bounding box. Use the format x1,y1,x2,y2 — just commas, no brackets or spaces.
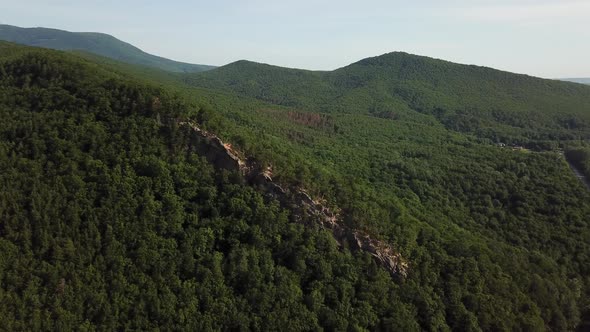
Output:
1,41,590,331
0,24,214,73
186,52,590,143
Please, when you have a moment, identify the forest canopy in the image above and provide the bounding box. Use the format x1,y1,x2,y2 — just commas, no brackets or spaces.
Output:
1,42,590,330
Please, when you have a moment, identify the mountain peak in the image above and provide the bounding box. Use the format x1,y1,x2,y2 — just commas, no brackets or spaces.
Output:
349,51,448,69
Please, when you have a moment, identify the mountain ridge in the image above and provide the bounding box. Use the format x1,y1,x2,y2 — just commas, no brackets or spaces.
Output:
185,51,590,141
0,24,214,73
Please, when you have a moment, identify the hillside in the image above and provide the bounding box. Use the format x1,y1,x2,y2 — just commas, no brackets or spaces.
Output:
1,42,590,330
186,52,590,143
0,24,214,73
0,42,418,330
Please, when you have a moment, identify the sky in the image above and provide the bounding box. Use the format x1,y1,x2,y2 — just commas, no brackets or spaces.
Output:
1,0,589,78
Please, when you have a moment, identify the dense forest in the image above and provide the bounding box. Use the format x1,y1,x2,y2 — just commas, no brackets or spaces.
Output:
1,41,590,330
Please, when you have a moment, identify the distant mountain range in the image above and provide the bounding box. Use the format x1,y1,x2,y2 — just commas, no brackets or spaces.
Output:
561,78,590,85
0,24,214,73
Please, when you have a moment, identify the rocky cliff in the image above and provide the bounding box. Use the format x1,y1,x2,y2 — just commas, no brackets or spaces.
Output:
181,121,409,278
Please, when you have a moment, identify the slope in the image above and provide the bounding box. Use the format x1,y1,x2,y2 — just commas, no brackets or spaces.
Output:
184,50,590,331
186,52,590,143
0,41,420,331
0,24,214,73
2,42,590,330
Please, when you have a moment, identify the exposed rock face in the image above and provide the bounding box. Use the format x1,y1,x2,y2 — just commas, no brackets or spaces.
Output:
182,121,408,278
184,123,244,171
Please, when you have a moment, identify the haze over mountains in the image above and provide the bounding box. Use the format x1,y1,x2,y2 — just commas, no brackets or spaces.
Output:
2,23,589,86
0,24,214,73
1,24,590,331
562,78,590,85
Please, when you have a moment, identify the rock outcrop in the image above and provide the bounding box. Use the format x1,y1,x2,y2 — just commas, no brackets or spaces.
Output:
184,123,245,171
182,121,408,278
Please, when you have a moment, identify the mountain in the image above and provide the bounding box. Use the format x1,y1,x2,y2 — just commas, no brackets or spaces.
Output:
0,24,214,73
0,42,409,330
187,53,590,114
562,77,590,85
186,52,590,143
2,41,590,331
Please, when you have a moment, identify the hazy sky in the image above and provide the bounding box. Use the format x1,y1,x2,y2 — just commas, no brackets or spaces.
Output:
1,0,589,78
